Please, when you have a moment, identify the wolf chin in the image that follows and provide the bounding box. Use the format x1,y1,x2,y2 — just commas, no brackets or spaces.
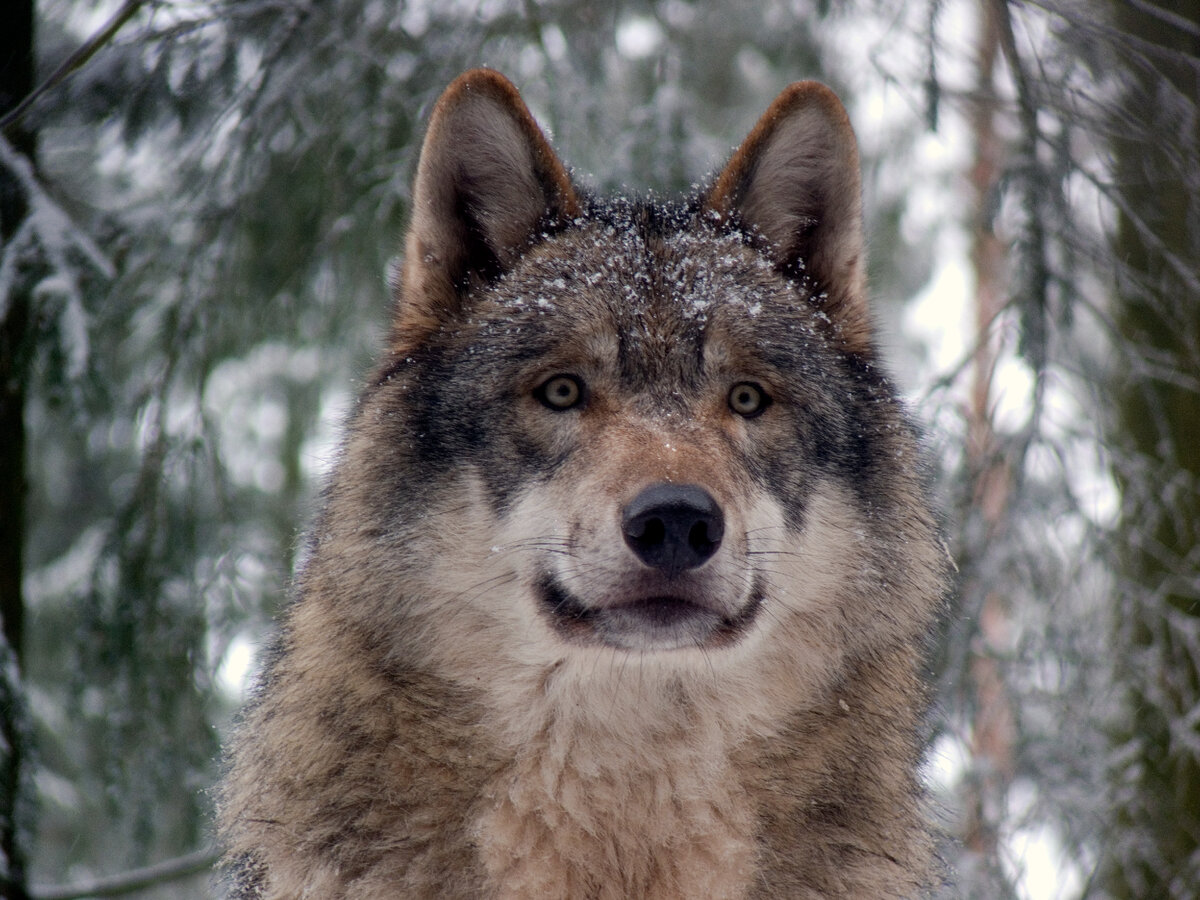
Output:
218,69,950,898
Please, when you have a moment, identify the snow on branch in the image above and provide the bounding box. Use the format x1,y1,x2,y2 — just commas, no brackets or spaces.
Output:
0,137,115,376
0,138,114,282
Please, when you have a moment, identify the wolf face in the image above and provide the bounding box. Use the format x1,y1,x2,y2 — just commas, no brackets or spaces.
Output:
220,69,949,899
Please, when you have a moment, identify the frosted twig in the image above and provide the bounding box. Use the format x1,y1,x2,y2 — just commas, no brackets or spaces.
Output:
0,137,116,282
0,0,147,133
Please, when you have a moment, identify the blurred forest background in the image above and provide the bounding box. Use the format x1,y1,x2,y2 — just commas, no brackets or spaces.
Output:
1,0,1197,897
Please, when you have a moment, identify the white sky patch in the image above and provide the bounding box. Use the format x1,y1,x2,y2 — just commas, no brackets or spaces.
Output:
541,24,568,61
1068,443,1119,528
905,251,972,376
1006,782,1088,900
928,732,970,794
301,385,352,484
616,15,664,60
216,632,258,702
903,132,971,237
991,348,1037,434
1010,825,1085,900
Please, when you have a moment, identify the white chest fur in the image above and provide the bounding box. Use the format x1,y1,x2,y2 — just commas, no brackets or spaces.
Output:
473,703,758,900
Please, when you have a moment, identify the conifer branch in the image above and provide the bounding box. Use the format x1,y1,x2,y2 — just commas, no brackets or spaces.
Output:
29,846,219,900
0,0,146,134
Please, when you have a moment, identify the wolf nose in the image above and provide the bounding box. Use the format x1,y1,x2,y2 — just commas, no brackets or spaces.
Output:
621,484,725,574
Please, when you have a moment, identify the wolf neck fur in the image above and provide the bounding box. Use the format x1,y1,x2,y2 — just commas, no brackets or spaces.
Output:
472,668,759,899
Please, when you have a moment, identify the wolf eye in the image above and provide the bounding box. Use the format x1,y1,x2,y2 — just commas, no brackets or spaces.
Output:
728,382,770,417
536,374,584,410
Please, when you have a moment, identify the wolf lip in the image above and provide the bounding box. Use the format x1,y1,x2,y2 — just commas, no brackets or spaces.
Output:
537,574,759,650
612,595,711,627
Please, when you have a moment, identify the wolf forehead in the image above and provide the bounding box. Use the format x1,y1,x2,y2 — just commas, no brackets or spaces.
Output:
492,201,809,321
413,202,845,386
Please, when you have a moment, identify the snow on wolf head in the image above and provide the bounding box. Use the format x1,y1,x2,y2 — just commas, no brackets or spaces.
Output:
220,69,950,899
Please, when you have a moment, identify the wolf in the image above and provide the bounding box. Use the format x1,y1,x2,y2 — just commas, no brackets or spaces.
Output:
218,68,950,898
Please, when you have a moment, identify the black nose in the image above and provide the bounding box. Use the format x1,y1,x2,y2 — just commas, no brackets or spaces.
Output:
621,484,724,574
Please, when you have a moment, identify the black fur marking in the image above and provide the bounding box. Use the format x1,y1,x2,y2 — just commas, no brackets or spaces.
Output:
454,187,505,289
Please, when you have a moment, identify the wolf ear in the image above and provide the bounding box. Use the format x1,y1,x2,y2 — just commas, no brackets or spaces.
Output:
394,69,580,349
706,82,870,354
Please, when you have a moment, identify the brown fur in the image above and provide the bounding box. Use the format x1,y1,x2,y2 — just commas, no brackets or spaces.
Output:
219,69,949,898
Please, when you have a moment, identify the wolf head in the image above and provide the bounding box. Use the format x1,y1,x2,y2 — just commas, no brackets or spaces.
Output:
316,68,941,673
223,70,950,897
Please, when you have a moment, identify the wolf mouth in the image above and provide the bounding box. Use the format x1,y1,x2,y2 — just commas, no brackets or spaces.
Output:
537,574,763,651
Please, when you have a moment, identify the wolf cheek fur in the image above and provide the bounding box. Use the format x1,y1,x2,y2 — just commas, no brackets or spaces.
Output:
219,69,950,898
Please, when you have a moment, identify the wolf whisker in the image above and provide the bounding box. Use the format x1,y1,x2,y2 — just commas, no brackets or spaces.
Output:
452,571,522,606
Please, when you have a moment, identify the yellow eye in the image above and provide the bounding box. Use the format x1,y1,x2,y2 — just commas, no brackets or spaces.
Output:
728,382,769,417
537,374,584,410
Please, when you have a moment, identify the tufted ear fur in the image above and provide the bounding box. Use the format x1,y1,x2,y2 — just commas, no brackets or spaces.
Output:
706,81,870,354
394,69,581,350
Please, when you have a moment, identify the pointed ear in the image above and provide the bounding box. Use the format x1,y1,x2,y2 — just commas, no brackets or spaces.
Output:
706,82,870,354
394,69,581,349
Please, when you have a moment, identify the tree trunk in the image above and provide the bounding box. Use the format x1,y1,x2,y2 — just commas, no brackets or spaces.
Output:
1104,1,1200,896
962,0,1015,884
0,2,35,897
